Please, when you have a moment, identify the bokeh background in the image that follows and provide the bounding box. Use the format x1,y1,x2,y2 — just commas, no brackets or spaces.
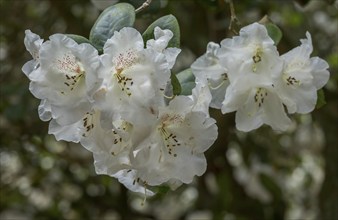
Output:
0,0,337,219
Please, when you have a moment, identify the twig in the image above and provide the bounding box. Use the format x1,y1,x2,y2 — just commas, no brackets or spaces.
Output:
225,0,241,34
135,0,152,13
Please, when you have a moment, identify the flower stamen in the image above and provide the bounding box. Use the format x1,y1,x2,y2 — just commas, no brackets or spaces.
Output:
283,74,300,86
252,47,263,72
208,73,228,90
115,72,133,96
159,127,178,157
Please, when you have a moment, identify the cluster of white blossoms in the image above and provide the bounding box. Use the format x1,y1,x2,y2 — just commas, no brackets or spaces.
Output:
22,21,330,195
23,27,218,195
191,22,330,132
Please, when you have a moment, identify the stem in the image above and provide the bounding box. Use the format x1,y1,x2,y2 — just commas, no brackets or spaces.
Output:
135,0,152,13
225,0,241,34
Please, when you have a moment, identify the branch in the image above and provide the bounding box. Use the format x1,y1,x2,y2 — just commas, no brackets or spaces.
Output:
135,0,152,13
225,0,241,34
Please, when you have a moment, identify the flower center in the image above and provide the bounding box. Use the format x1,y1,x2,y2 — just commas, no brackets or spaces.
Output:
158,114,184,157
112,49,138,96
283,73,300,86
159,127,179,157
115,72,134,96
252,47,263,72
56,52,85,94
113,49,138,70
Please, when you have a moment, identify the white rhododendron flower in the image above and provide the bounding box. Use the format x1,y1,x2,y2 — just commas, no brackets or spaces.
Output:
28,34,102,125
22,30,44,77
218,23,291,131
192,22,329,132
222,77,291,132
272,32,330,114
191,42,229,109
217,23,282,83
81,112,134,174
98,27,172,126
37,99,52,122
132,95,218,185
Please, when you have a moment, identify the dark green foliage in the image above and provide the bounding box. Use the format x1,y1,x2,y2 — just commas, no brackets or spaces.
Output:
176,68,196,96
170,72,181,96
89,3,135,50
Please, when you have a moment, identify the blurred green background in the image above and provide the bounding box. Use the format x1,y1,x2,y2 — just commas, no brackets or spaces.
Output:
0,0,337,219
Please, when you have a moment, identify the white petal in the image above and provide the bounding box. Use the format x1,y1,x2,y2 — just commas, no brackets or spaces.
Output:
191,82,212,115
38,99,52,121
163,47,181,68
22,60,38,77
234,89,264,132
103,27,144,66
22,30,44,77
221,74,269,114
48,119,82,143
51,101,92,126
275,80,317,114
207,76,229,109
93,151,130,176
262,91,291,131
133,139,208,185
310,57,330,89
132,98,217,185
24,30,43,61
112,170,155,196
191,42,226,81
146,27,173,52
217,23,280,82
146,27,180,68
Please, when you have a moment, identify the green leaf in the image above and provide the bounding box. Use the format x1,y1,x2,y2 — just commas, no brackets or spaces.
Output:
316,89,326,109
89,3,135,50
66,34,101,52
265,23,283,45
67,34,103,53
176,68,196,95
171,72,181,96
142,15,180,48
66,34,91,44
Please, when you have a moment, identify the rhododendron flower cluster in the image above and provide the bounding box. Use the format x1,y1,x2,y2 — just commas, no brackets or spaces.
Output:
191,22,329,132
22,21,329,195
22,27,218,195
